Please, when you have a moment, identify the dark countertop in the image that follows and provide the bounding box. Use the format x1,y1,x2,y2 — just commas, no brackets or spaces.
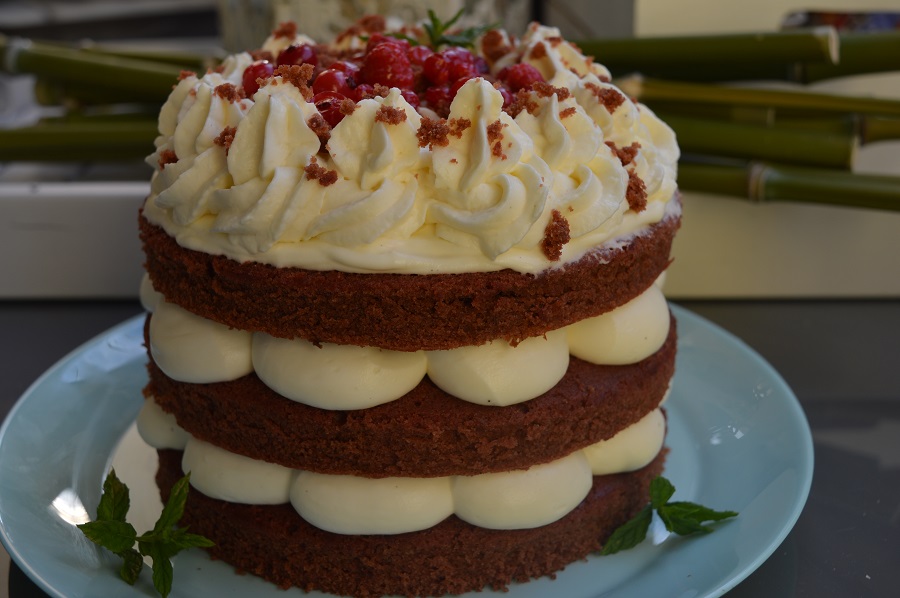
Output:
1,299,898,597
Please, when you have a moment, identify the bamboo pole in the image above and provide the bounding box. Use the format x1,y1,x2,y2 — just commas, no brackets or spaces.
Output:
0,35,185,101
623,76,900,117
678,160,900,211
0,121,158,162
576,27,839,70
662,114,857,169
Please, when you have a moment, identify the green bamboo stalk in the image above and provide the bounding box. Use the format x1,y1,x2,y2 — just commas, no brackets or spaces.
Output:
576,27,839,70
801,32,900,82
0,121,158,162
623,76,900,117
679,160,900,211
0,35,185,101
662,114,857,168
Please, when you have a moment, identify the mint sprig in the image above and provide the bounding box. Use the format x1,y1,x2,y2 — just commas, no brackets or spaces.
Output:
423,9,497,49
600,476,738,555
77,469,214,598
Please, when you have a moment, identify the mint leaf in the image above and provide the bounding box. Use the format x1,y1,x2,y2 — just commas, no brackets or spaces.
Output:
422,8,497,49
77,470,213,598
119,548,144,585
77,519,137,554
659,501,739,535
154,473,190,533
601,476,738,555
600,506,652,555
96,469,130,522
649,475,675,509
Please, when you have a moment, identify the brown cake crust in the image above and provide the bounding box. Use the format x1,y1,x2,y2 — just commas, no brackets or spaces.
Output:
145,314,675,477
156,448,666,598
139,203,680,351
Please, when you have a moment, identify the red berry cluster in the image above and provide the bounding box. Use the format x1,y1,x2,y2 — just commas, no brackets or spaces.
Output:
239,33,546,126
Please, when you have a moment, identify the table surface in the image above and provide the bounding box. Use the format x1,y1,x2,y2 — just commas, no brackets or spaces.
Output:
1,299,898,598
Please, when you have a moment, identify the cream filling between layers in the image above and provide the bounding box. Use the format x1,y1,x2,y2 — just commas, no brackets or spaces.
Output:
144,280,671,410
137,398,666,534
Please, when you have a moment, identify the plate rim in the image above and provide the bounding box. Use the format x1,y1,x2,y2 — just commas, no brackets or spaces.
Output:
0,304,814,598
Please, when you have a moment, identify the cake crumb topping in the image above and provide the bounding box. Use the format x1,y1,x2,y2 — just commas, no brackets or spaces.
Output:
417,117,450,148
487,120,508,159
214,83,243,102
274,64,314,99
157,149,177,169
626,170,648,212
375,105,407,125
506,89,539,118
178,70,196,81
304,157,338,186
272,21,298,39
249,49,275,63
606,141,641,166
529,42,547,60
480,29,512,64
214,126,237,154
559,106,577,119
307,114,332,146
532,82,570,101
339,98,358,117
541,209,571,261
448,118,471,139
585,82,626,113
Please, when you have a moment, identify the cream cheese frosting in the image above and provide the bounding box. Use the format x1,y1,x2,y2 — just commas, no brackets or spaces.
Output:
146,284,670,410
141,22,679,276
139,397,666,534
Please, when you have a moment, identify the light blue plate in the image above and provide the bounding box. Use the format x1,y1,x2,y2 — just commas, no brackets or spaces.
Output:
0,305,813,598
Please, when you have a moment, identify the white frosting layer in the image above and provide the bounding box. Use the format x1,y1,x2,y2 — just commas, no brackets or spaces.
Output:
147,285,670,410
252,334,427,410
567,284,670,366
136,395,189,450
139,397,666,534
142,25,679,276
425,329,569,406
149,300,253,383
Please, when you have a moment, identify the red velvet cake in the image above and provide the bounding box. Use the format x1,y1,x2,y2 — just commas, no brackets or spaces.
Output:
135,14,681,598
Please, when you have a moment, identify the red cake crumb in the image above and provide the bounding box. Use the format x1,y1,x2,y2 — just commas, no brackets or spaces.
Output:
529,42,548,60
541,209,571,261
339,98,358,117
214,126,237,154
417,117,450,148
448,118,471,139
214,83,243,102
178,70,196,81
304,157,338,187
375,105,407,124
157,149,177,169
272,21,298,39
532,82,570,101
487,120,507,159
274,64,314,99
307,114,331,146
626,170,648,212
505,89,539,118
250,49,275,63
606,141,641,166
560,106,577,119
480,30,512,64
585,82,626,113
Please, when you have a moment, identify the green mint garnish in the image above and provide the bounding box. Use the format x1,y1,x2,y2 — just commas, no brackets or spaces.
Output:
600,476,738,555
423,9,497,49
77,469,214,598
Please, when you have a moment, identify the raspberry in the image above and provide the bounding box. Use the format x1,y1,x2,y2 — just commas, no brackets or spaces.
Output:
399,89,420,109
442,47,479,81
351,83,375,102
495,85,514,108
313,68,353,96
242,61,274,96
423,85,452,116
276,44,318,68
360,43,414,89
366,33,410,53
498,63,545,92
313,91,348,127
407,45,433,67
422,53,449,85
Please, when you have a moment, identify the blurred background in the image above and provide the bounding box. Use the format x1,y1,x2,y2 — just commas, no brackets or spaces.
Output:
1,0,899,299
